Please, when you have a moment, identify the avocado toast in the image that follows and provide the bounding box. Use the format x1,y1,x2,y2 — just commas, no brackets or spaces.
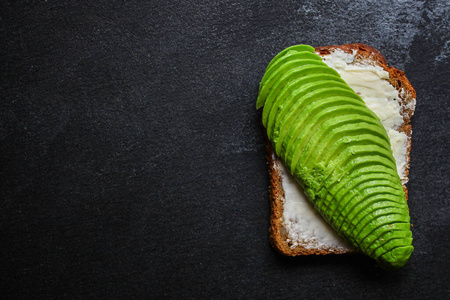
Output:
258,44,416,269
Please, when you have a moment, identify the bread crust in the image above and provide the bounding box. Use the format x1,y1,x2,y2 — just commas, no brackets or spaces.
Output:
267,44,416,256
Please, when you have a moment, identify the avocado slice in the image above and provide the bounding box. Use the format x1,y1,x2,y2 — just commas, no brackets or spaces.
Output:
316,166,401,213
299,130,396,191
284,104,389,173
303,147,398,194
298,125,395,174
368,226,413,257
336,191,407,235
310,155,401,214
256,45,316,109
322,173,402,222
326,190,406,231
293,114,382,166
260,61,331,126
362,221,412,255
377,244,414,270
280,88,370,159
283,99,382,172
267,76,348,140
261,51,322,87
344,209,409,247
269,79,352,150
352,209,410,247
264,44,315,72
339,203,409,247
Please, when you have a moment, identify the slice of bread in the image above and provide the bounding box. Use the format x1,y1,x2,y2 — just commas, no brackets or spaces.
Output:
266,43,416,256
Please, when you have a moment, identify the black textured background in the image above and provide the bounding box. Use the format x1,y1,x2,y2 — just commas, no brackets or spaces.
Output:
2,1,449,298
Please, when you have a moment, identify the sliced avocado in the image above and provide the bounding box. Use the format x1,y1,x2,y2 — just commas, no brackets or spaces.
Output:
301,120,391,172
280,89,370,160
338,203,409,247
260,64,341,120
323,177,404,219
261,61,330,126
352,209,410,246
377,245,414,270
371,236,414,263
293,125,393,179
303,132,395,172
315,166,400,213
345,210,410,247
267,77,348,140
302,152,399,209
261,51,322,87
372,234,413,259
324,181,404,220
301,138,396,185
335,191,406,235
371,238,414,270
344,196,409,232
337,182,406,220
264,44,315,71
361,222,412,254
321,173,401,221
312,159,401,216
370,228,413,259
261,58,325,96
348,208,409,242
284,106,388,172
357,222,412,257
294,114,382,166
269,80,353,149
285,107,391,174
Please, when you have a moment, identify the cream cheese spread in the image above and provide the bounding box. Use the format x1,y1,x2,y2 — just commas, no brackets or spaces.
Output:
280,159,351,250
282,49,412,250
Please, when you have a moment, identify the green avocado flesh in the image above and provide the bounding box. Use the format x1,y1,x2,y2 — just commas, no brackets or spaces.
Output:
257,45,413,269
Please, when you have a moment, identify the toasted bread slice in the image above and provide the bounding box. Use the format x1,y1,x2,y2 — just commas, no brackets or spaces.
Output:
267,43,416,256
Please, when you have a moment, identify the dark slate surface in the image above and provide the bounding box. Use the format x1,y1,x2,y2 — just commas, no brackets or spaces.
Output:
2,1,449,298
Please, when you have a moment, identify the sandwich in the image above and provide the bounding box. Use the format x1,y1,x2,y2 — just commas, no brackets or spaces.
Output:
257,43,416,269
